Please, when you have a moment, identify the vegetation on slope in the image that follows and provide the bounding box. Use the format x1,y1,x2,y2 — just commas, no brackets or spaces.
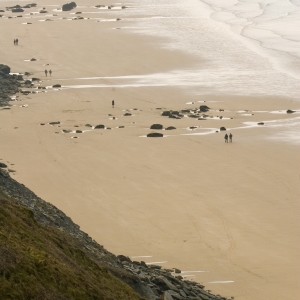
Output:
0,190,144,300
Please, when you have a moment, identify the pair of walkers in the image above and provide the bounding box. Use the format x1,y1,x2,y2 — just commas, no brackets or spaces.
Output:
45,69,52,76
224,133,233,143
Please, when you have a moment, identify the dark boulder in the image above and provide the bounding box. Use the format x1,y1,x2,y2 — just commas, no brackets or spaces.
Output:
75,130,82,133
0,162,8,168
12,8,24,12
162,111,171,116
124,113,132,116
30,58,37,61
52,84,61,88
220,127,226,131
0,64,10,74
62,2,77,11
94,124,105,129
257,122,264,125
165,126,176,130
117,255,132,263
147,132,163,137
85,124,92,127
286,109,296,114
199,105,210,112
49,121,60,125
150,124,163,130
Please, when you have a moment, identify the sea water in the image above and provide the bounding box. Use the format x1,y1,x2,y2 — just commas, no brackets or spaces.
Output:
123,0,300,100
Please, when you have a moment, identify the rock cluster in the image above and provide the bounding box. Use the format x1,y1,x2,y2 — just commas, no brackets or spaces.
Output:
0,64,22,106
0,168,231,300
118,256,229,300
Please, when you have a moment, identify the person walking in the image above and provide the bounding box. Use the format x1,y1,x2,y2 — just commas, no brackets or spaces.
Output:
229,133,233,143
45,69,48,76
224,133,228,143
49,70,52,76
16,38,18,45
112,99,115,108
13,39,16,45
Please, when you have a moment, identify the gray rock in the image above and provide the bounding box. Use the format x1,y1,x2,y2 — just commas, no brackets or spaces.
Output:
162,291,174,300
0,163,7,168
220,127,226,131
153,276,179,292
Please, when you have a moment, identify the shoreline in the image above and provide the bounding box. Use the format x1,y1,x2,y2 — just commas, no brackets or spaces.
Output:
1,1,300,299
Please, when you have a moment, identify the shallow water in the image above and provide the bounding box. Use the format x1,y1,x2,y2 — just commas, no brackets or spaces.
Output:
123,0,300,100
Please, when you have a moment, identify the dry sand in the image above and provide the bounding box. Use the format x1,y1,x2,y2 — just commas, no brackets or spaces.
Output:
1,1,300,299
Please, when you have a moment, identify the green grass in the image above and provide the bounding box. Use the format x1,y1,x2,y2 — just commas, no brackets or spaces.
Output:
0,190,144,300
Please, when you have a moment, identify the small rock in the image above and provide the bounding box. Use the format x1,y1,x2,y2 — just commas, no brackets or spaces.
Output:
165,126,176,130
30,58,37,61
199,105,210,112
286,109,296,114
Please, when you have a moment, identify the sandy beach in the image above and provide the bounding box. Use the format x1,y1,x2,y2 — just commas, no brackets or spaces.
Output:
1,0,300,299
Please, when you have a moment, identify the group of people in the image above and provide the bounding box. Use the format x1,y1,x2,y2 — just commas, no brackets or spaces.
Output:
224,133,233,143
13,38,19,45
45,69,52,76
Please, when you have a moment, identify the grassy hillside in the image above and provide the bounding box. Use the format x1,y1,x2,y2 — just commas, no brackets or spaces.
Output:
0,189,144,300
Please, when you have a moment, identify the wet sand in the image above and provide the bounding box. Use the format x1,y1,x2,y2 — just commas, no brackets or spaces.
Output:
1,1,300,299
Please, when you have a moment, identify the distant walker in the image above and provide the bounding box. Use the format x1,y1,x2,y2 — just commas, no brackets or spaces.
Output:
112,100,115,108
224,133,228,143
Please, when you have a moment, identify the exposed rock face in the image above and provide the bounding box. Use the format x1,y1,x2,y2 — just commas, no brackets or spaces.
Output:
147,132,163,137
62,1,77,11
0,162,7,168
150,124,163,130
